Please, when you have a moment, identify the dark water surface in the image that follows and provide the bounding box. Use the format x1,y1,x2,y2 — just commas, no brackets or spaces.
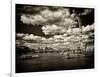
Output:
16,53,94,73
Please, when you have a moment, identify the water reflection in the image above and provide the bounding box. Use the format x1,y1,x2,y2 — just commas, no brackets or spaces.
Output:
16,53,94,73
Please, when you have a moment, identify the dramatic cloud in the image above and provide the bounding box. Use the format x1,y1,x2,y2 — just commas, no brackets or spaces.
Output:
20,7,78,35
16,5,94,50
18,5,94,37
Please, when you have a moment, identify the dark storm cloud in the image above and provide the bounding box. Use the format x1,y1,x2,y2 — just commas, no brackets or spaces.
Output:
16,4,48,15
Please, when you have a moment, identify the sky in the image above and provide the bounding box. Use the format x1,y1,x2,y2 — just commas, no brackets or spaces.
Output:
16,4,94,49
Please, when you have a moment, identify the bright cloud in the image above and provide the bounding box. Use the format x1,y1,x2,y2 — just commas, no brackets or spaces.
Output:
21,14,46,25
23,34,41,41
16,33,24,38
82,24,94,32
42,24,66,35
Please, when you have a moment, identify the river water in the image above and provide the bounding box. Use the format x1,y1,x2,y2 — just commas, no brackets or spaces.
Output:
16,53,94,73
